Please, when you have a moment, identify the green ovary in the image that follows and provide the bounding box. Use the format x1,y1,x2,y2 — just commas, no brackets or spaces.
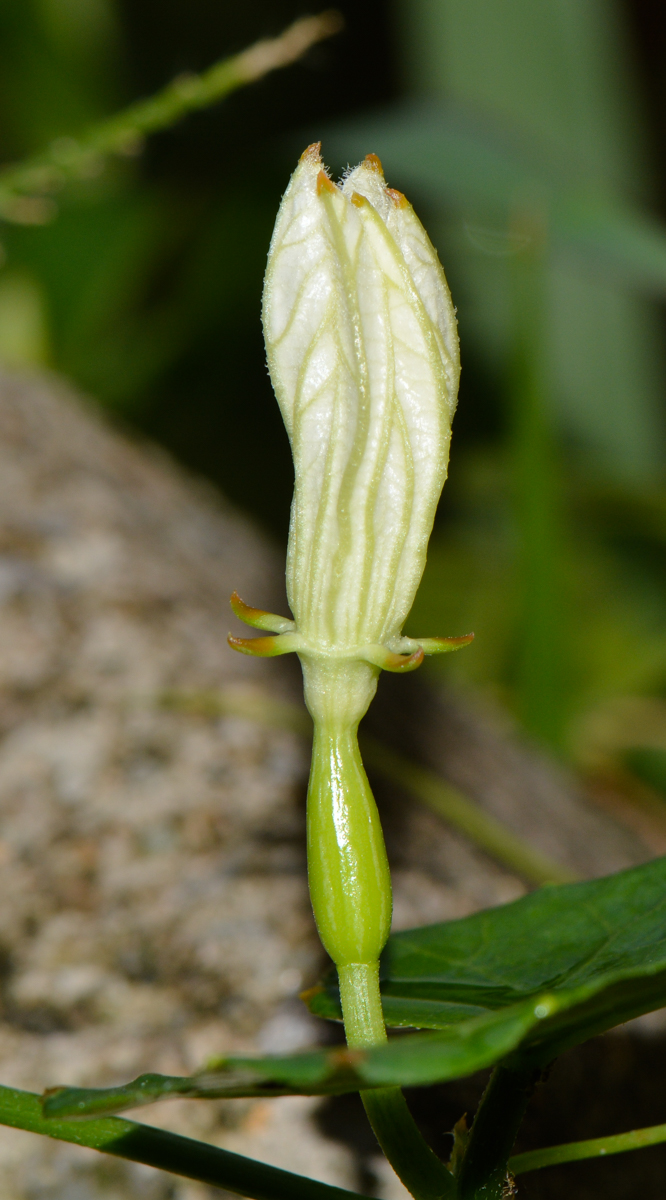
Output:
307,719,392,968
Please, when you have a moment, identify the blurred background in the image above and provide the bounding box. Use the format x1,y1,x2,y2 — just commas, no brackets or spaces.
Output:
3,0,666,803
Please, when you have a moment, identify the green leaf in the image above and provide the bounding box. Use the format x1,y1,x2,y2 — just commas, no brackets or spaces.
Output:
310,858,666,1055
43,861,666,1118
42,1003,544,1117
0,1084,363,1200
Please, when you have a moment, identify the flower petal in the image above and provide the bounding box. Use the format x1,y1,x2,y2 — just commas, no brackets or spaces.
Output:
263,147,459,653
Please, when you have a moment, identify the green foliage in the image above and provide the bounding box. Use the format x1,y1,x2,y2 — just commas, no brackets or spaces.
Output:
2,185,274,409
0,1084,364,1200
310,857,666,1045
375,0,666,483
39,859,666,1119
407,453,666,759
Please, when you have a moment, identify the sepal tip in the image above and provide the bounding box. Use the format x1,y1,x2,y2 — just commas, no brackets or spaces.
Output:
227,632,302,658
418,634,474,654
230,591,295,634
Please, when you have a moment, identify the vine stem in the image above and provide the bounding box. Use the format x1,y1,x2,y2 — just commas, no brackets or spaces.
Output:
510,1121,666,1175
338,963,456,1200
0,11,343,223
456,1063,540,1199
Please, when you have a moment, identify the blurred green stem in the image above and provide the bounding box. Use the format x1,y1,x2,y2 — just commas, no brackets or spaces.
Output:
510,207,567,749
510,1120,666,1175
0,11,342,223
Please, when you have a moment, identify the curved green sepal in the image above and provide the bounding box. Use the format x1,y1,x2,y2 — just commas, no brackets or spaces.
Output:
417,634,474,654
230,591,295,634
227,632,302,657
358,644,425,673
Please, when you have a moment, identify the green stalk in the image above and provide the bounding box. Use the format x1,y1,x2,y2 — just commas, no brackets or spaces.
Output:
0,12,342,222
510,1121,666,1175
0,1084,363,1200
509,208,568,750
456,1064,539,1199
306,720,392,968
338,963,455,1200
302,657,455,1200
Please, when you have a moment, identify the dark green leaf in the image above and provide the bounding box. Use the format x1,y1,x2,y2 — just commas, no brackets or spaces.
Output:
310,858,666,1054
43,1002,543,1117
43,861,666,1118
0,1084,362,1200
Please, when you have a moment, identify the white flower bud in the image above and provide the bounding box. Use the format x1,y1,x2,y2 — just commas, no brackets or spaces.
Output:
229,147,469,993
262,144,460,658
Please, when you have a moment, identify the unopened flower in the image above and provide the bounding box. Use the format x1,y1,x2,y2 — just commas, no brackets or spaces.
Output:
229,146,472,976
229,147,472,1180
230,144,470,685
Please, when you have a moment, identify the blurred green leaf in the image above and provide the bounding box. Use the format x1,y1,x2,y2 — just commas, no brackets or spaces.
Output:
408,449,666,748
0,267,50,367
397,0,646,198
323,0,666,482
0,0,119,157
1,184,274,409
623,748,666,800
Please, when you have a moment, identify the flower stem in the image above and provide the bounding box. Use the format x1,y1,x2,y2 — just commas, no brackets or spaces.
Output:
338,963,455,1200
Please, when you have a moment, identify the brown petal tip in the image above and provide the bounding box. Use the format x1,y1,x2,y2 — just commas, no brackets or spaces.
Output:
364,152,384,174
386,187,408,208
227,634,278,657
300,142,322,164
316,169,337,195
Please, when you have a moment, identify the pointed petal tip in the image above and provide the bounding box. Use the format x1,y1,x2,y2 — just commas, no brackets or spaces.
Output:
350,190,369,208
386,187,409,209
228,632,301,657
316,169,337,195
229,590,266,625
363,152,384,175
300,142,322,165
384,646,425,672
229,591,295,633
